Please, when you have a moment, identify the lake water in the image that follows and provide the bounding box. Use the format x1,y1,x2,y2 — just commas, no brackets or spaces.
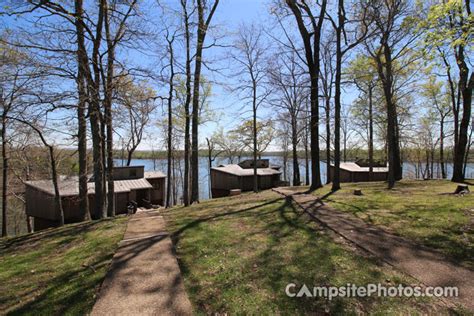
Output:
116,157,474,201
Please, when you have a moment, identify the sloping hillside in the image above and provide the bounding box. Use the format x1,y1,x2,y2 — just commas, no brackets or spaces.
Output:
0,217,128,315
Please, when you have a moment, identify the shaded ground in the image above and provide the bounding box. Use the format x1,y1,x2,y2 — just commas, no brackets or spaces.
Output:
91,209,193,316
275,187,474,312
163,191,457,314
0,217,128,315
308,180,474,268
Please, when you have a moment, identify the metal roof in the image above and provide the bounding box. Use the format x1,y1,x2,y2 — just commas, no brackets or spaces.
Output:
144,171,166,179
115,178,153,192
211,164,282,176
25,177,154,197
333,162,389,173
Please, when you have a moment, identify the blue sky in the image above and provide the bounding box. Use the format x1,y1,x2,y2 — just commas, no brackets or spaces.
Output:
1,0,360,151
140,0,357,150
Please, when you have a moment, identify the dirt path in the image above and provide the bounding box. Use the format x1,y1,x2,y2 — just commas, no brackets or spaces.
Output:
91,209,193,316
273,187,474,311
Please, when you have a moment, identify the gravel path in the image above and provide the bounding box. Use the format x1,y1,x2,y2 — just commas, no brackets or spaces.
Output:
91,208,193,316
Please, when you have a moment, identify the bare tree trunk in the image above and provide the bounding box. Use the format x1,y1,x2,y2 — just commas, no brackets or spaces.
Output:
90,0,106,218
104,1,115,217
375,42,402,188
285,0,326,191
291,116,300,186
452,70,473,181
76,71,90,220
440,116,446,179
1,111,7,236
190,0,219,203
181,0,191,206
74,0,91,221
304,120,310,185
368,85,374,181
463,124,473,177
48,146,64,226
325,96,331,184
331,1,342,192
252,83,258,192
165,35,175,208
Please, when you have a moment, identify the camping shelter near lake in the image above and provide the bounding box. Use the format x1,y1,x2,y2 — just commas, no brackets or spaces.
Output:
1,0,474,314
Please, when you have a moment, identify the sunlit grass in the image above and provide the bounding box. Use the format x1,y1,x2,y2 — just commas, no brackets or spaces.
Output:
163,191,453,314
311,180,474,268
0,216,128,315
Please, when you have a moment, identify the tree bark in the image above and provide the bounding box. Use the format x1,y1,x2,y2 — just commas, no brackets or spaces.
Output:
190,0,219,203
74,0,93,220
304,117,310,185
368,85,374,181
285,0,326,191
104,0,115,217
89,0,106,218
181,0,191,206
325,96,331,184
291,116,300,186
1,110,7,236
440,116,446,179
48,146,64,226
165,35,175,208
452,65,473,182
374,41,402,188
253,97,258,192
331,0,342,192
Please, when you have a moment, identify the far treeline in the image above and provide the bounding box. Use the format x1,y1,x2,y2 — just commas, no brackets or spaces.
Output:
0,0,473,237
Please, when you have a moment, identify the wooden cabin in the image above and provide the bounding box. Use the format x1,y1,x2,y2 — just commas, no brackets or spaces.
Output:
328,160,389,183
25,166,166,231
210,159,282,198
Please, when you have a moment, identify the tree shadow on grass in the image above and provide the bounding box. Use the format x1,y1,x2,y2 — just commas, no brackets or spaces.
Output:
172,195,388,314
0,218,122,253
6,251,115,316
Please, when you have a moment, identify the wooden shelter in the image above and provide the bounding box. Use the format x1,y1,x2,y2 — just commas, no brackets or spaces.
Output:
210,159,282,198
328,160,389,183
25,166,166,231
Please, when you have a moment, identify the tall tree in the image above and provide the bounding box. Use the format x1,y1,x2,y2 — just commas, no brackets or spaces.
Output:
365,0,417,188
327,0,372,191
116,79,156,166
285,0,327,190
268,49,307,186
74,0,90,222
190,0,219,203
347,54,379,180
164,31,176,208
319,35,335,184
11,118,65,226
421,0,473,182
180,0,192,206
421,76,452,179
0,42,35,235
231,24,270,192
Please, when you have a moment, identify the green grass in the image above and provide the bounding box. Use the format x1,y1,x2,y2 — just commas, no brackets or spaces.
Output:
163,191,454,314
311,180,474,268
0,216,128,315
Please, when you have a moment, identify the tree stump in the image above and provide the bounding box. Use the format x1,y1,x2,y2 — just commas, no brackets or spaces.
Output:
454,185,469,195
353,189,363,196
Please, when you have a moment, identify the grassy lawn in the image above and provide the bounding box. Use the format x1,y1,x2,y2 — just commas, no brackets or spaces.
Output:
0,216,128,315
163,191,455,314
311,180,474,268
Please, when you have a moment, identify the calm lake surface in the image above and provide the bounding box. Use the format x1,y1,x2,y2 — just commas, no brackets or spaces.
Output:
116,156,474,201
